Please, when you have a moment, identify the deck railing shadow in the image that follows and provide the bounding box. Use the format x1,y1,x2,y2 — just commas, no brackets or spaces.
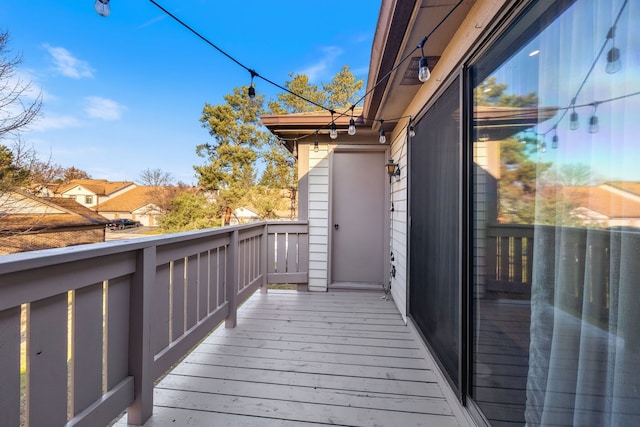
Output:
0,221,308,427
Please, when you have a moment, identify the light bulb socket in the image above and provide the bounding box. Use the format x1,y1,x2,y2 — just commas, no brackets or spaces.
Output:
552,134,559,149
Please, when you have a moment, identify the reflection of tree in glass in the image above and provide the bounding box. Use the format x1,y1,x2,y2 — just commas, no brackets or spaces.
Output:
476,78,598,226
475,78,547,224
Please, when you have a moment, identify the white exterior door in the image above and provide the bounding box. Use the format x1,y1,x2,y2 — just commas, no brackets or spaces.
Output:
331,151,386,284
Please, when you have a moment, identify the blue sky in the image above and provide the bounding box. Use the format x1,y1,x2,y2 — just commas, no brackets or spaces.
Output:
1,0,380,184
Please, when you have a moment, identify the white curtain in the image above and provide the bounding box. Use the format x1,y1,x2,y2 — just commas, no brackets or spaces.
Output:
526,1,640,425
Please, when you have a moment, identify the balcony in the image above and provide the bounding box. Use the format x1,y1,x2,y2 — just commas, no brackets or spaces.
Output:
0,221,464,427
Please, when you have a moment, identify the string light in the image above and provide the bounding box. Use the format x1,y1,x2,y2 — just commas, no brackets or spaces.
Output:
606,26,622,74
569,101,579,130
551,126,559,149
248,70,257,106
94,0,110,17
348,106,356,136
292,139,297,157
539,136,547,153
588,102,600,133
329,111,338,139
408,117,416,138
314,131,319,152
143,0,466,148
379,120,386,144
418,36,431,82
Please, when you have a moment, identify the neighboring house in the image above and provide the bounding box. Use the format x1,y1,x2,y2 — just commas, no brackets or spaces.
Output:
264,1,639,426
230,206,260,225
55,179,136,209
94,186,167,227
0,190,108,254
567,184,640,228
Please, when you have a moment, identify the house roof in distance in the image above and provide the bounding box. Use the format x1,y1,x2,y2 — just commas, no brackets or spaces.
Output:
1,193,108,231
56,179,135,196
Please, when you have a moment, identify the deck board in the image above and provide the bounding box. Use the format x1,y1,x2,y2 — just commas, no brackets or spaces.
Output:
115,290,463,426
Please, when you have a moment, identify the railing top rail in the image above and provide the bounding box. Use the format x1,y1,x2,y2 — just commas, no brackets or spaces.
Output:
0,220,308,276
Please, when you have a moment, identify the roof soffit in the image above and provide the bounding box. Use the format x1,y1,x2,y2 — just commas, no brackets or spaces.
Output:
364,0,476,123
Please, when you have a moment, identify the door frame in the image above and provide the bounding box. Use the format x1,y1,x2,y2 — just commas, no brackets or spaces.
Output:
327,145,390,286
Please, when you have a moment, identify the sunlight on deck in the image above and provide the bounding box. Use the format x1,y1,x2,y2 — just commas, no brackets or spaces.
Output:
115,290,462,426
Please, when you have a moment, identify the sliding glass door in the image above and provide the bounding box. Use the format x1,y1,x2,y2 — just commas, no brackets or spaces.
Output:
470,0,640,425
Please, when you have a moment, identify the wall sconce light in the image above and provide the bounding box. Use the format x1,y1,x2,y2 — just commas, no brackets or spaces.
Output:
385,159,400,183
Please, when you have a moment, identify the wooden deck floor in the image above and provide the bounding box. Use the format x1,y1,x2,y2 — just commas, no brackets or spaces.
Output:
115,290,463,427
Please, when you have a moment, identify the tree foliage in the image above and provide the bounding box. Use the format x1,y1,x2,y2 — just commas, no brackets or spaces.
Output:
322,65,364,110
158,192,220,233
189,66,363,229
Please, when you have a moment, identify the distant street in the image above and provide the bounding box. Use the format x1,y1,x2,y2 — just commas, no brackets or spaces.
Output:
105,226,158,241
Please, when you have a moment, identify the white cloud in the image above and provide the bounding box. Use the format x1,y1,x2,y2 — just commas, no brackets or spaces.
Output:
44,44,94,79
84,96,126,121
299,46,344,82
30,114,83,131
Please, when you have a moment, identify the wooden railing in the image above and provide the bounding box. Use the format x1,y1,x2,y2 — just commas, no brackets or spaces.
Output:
486,224,534,296
486,224,638,327
0,221,308,427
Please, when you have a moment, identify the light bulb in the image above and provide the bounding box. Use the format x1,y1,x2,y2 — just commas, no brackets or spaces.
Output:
552,134,558,149
418,56,430,82
606,47,621,74
313,141,319,152
94,0,110,17
588,115,599,133
348,118,356,136
379,129,386,144
292,142,297,157
329,122,338,139
409,126,416,137
249,85,259,106
569,110,579,130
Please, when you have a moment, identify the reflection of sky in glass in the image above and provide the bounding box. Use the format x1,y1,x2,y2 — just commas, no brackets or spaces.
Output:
488,0,640,181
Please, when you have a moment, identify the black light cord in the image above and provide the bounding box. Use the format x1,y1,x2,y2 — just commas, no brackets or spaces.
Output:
148,0,465,143
544,0,629,133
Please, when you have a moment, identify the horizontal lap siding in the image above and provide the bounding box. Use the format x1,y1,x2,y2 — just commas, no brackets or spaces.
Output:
308,147,329,290
391,132,408,320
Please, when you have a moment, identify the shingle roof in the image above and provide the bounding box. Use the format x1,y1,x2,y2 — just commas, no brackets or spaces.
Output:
94,186,167,212
566,186,640,218
56,179,134,196
604,181,640,197
1,195,108,231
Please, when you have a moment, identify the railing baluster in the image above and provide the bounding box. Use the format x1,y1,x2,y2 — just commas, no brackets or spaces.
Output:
127,246,155,425
28,293,68,427
0,306,21,426
261,224,268,293
186,255,198,330
225,230,239,328
73,283,104,416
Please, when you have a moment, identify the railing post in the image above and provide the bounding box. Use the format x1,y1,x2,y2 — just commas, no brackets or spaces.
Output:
261,223,269,294
225,229,239,328
127,246,156,425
